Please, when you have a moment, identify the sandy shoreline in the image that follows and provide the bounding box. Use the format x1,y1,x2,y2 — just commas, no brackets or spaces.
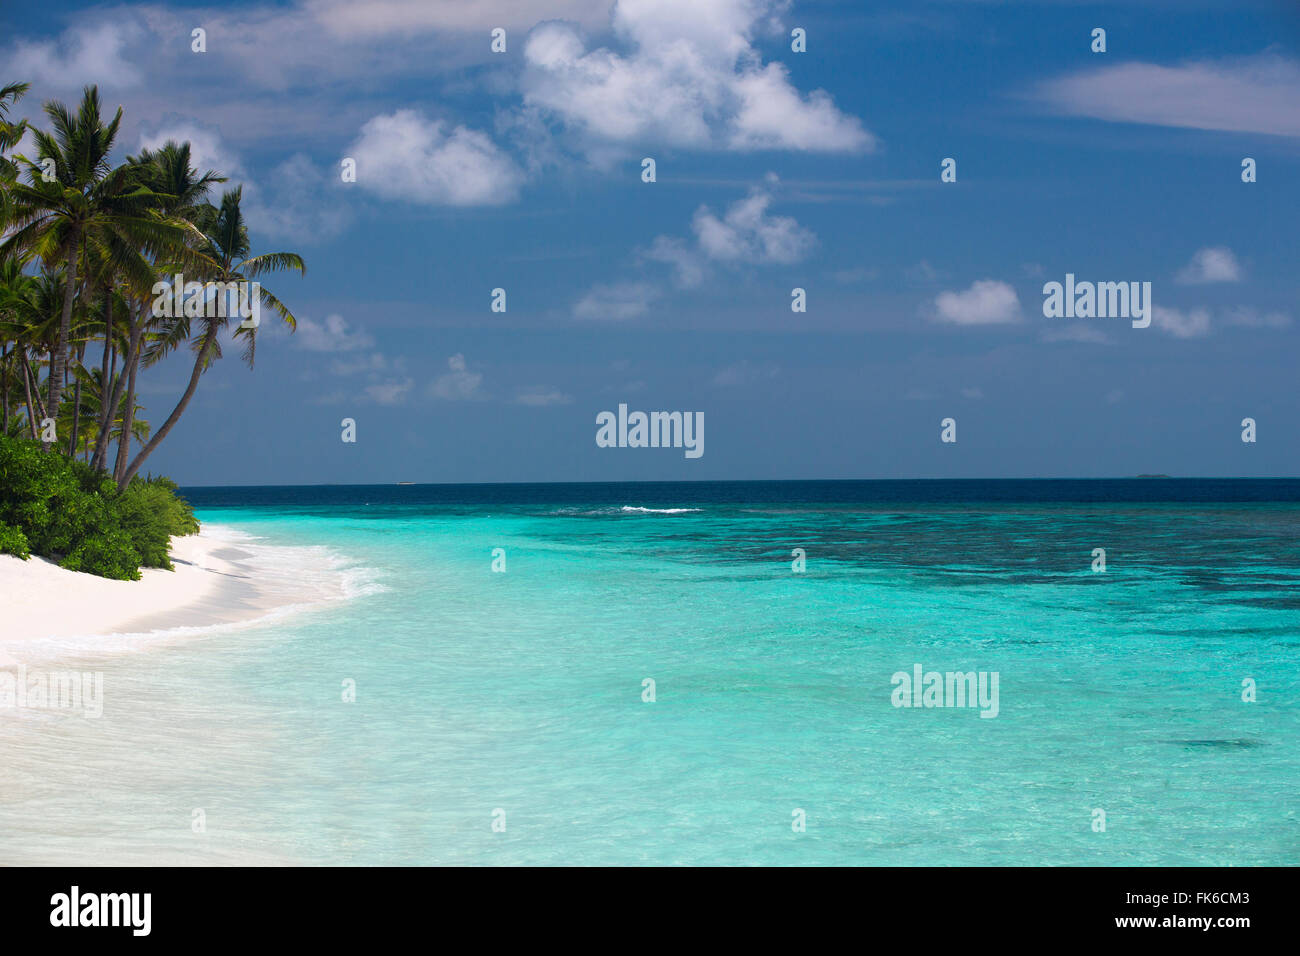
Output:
0,527,343,664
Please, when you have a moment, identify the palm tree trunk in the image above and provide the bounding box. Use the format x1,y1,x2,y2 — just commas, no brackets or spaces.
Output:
91,354,121,472
111,313,145,484
20,352,42,439
1,343,9,436
66,347,84,456
120,322,217,488
88,295,114,466
95,323,132,473
46,233,80,450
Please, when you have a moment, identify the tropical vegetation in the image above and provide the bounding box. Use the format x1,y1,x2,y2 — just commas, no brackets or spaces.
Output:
0,81,304,577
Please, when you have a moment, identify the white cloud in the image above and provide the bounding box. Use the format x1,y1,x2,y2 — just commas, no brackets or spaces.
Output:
960,386,984,400
137,126,349,243
642,236,707,288
931,280,1021,325
1176,246,1242,284
574,281,660,320
295,314,374,352
349,110,524,206
520,0,872,160
692,188,816,264
429,353,485,399
364,380,412,404
613,183,814,303
305,0,613,37
138,121,246,181
6,21,144,91
1152,306,1211,338
1036,54,1300,137
244,153,352,242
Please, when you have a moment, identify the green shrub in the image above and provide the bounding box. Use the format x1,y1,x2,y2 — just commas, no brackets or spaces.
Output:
0,434,199,579
116,477,199,569
60,526,142,580
0,519,29,559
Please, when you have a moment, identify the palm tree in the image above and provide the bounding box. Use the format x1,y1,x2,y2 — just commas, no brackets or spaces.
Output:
60,364,148,461
1,86,189,448
0,258,64,437
119,186,303,487
100,142,224,477
0,81,30,223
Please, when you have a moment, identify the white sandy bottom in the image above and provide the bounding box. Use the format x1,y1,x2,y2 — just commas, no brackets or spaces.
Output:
0,524,386,865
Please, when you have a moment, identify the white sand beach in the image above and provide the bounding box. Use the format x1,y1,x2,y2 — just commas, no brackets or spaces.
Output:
0,528,353,664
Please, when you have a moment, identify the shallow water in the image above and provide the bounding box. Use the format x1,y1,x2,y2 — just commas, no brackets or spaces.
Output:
2,480,1298,865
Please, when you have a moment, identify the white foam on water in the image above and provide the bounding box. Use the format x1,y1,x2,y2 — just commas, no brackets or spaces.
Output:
619,506,702,514
6,523,386,665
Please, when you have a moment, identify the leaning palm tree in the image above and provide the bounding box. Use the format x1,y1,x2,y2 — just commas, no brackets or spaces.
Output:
0,86,188,448
118,186,303,487
98,141,224,476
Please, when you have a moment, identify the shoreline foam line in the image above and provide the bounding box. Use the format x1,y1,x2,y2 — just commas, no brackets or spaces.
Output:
0,523,381,666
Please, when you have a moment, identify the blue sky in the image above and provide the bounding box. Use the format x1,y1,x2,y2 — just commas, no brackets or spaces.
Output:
3,0,1298,483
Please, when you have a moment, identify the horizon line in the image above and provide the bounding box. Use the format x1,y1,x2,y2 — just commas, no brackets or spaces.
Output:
175,475,1300,489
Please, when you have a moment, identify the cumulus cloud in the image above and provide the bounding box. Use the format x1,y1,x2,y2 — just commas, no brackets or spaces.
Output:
5,21,144,91
1176,246,1242,284
574,281,660,320
641,236,707,288
364,380,413,404
138,121,245,181
294,314,375,352
429,353,485,399
349,110,525,206
590,182,814,310
520,0,872,160
305,0,613,38
137,126,349,243
1152,306,1211,338
691,188,817,264
931,280,1021,325
1036,54,1300,137
244,153,352,241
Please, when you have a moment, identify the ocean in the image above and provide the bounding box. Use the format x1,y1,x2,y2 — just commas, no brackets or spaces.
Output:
2,479,1298,865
